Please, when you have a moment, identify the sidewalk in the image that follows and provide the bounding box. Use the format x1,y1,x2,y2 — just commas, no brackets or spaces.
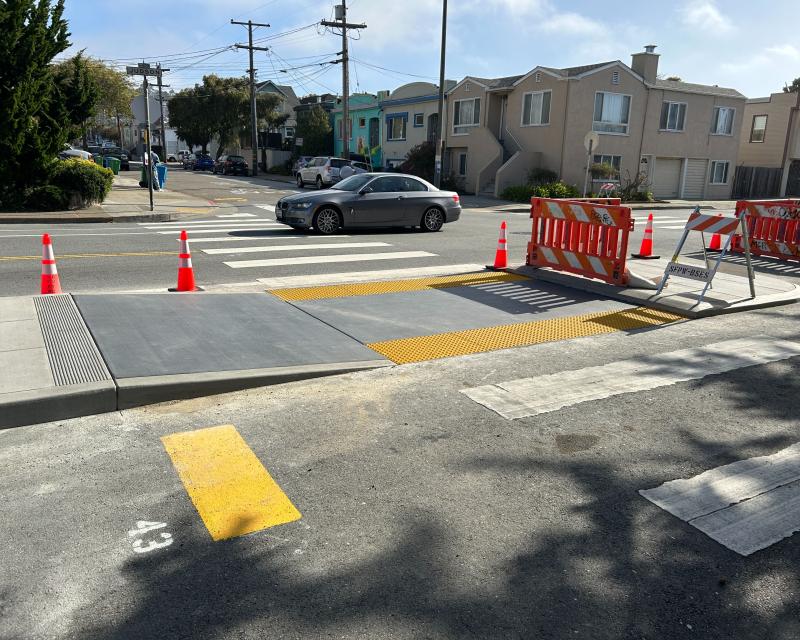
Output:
2,262,797,429
460,194,738,213
0,175,219,224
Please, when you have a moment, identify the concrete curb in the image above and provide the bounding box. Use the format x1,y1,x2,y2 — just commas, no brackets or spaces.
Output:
0,381,117,430
116,361,392,410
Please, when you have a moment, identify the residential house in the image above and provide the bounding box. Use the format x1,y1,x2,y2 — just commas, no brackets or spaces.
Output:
131,93,180,159
445,46,746,200
256,81,300,141
736,90,800,197
380,81,455,168
332,92,385,167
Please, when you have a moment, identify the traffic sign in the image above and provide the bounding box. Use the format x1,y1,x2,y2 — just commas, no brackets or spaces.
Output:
126,64,159,77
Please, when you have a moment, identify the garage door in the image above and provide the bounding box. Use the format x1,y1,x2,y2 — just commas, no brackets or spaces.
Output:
683,159,708,199
652,158,682,199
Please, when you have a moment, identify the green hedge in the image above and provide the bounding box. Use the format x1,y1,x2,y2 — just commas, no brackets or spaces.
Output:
500,181,580,203
24,185,69,211
50,159,114,205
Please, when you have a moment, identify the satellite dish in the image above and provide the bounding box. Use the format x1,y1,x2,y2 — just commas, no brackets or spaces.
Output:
584,131,600,153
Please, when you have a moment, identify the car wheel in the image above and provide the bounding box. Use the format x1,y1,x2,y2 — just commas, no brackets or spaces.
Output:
316,176,323,189
421,207,445,232
295,174,304,188
313,207,341,235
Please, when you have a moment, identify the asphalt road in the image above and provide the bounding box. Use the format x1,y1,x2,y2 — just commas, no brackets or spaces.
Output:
8,169,792,297
2,303,799,639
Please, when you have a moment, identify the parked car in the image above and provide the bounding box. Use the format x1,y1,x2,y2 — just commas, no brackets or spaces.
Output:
213,154,249,176
292,155,314,174
59,144,92,161
182,153,196,170
275,173,461,234
296,156,350,189
193,154,215,171
86,145,102,158
176,150,192,162
100,147,130,171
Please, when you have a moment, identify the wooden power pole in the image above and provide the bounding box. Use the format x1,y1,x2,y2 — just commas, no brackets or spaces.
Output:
232,19,270,176
321,2,366,161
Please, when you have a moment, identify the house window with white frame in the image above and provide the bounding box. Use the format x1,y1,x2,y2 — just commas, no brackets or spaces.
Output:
750,115,767,142
660,101,687,132
593,92,631,134
458,152,467,176
711,107,735,135
521,90,551,126
453,98,480,134
387,115,407,141
710,160,730,184
413,113,424,127
593,154,621,178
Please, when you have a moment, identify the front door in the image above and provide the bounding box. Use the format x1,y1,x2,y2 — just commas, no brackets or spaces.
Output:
350,176,407,225
788,160,800,197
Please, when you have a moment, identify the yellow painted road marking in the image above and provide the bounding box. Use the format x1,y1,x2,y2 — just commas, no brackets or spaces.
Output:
161,424,301,541
269,271,529,301
0,251,176,262
367,307,685,364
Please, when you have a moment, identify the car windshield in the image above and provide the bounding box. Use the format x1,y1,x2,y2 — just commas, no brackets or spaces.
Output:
332,174,374,191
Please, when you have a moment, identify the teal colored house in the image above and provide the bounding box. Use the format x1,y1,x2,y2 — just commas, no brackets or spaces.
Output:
332,92,386,168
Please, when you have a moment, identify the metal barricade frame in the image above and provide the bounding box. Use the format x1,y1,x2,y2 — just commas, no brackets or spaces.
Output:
732,200,800,262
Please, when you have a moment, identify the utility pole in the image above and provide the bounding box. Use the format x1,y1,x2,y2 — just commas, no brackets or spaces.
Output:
156,64,170,161
126,62,159,211
232,19,270,177
434,0,448,188
321,2,366,161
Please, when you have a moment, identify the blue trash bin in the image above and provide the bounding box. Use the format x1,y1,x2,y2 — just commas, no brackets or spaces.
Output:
156,163,168,189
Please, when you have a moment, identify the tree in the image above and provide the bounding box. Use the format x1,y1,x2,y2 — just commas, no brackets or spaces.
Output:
783,77,800,93
169,87,214,153
400,141,435,182
0,0,71,205
295,106,333,157
51,53,100,147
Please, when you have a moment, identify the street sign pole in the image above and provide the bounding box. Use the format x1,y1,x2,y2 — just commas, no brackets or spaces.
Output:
127,63,160,212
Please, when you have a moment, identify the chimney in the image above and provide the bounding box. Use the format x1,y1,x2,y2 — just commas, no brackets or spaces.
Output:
631,44,659,83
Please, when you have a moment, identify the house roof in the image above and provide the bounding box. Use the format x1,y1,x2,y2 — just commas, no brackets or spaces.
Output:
652,78,745,99
539,62,616,78
469,74,524,89
256,81,300,105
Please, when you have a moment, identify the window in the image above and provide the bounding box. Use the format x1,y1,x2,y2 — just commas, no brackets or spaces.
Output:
611,71,620,85
458,153,467,176
521,91,551,126
453,98,480,134
401,177,429,192
660,102,687,132
710,161,729,184
593,154,621,177
711,107,735,135
387,115,407,141
368,176,405,192
593,92,631,134
413,113,424,127
358,117,366,128
285,127,295,138
750,115,767,143
337,118,352,140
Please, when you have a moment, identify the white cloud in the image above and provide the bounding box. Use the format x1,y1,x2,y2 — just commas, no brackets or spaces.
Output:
538,12,605,36
721,43,800,74
680,1,734,34
765,44,800,60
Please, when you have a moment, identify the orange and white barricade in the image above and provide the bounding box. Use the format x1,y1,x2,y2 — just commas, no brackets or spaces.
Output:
526,197,634,286
731,200,800,262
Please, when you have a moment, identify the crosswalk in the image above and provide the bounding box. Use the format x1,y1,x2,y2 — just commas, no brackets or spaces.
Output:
138,213,447,281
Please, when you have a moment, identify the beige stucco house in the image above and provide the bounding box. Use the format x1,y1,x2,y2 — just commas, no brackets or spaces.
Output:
380,81,455,169
445,46,746,200
256,81,300,141
736,91,800,197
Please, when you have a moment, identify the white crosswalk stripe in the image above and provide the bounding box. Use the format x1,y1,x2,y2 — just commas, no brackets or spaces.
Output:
142,220,275,228
255,204,275,212
202,242,391,255
157,226,283,234
257,264,485,288
190,235,349,243
224,251,436,269
216,213,257,218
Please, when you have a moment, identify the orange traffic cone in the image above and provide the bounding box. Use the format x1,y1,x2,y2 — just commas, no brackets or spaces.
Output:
708,233,722,251
631,213,660,259
489,220,508,269
40,234,62,294
169,230,200,292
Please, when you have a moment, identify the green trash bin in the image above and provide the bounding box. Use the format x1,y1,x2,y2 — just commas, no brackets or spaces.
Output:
105,157,120,175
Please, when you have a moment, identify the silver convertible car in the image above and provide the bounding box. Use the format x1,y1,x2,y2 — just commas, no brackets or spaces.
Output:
275,173,462,234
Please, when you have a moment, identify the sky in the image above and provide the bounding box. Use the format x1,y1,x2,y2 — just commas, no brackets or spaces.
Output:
61,0,799,99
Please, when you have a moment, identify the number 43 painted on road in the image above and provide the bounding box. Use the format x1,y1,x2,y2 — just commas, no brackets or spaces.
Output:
128,521,173,554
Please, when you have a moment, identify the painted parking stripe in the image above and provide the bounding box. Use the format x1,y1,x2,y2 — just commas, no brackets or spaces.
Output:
462,337,800,420
203,241,391,255
257,263,486,288
161,424,301,541
225,250,436,269
191,234,350,243
640,442,800,555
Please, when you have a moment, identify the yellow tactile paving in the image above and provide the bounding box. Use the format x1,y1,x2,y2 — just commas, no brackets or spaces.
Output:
161,424,301,541
367,307,685,364
268,271,529,301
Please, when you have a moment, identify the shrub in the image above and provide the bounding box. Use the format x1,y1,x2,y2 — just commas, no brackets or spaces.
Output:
49,159,113,206
532,181,580,198
527,167,558,185
590,162,618,179
500,184,535,202
24,185,69,211
440,174,464,193
267,163,291,175
400,141,435,182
